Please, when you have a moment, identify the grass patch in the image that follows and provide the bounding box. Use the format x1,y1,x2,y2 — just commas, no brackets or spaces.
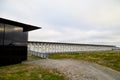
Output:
0,64,64,80
27,56,42,61
49,51,120,71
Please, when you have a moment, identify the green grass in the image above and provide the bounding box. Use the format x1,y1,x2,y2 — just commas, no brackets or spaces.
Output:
0,56,65,80
49,51,120,71
0,64,64,80
27,55,42,61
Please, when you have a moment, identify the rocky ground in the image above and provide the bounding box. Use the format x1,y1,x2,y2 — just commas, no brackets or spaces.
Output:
24,59,120,80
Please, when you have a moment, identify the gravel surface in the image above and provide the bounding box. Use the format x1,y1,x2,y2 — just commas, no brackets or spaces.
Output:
24,59,120,80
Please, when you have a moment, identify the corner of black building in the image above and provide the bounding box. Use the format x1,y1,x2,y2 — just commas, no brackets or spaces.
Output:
0,17,41,66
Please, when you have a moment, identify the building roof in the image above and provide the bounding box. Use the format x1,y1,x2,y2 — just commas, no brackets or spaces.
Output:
0,17,41,31
28,41,116,47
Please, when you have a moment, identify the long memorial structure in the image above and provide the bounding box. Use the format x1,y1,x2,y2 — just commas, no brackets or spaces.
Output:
28,41,116,58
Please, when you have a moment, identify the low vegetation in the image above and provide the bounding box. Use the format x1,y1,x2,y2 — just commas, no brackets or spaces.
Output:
0,56,65,80
1,51,120,80
27,55,42,61
49,51,120,71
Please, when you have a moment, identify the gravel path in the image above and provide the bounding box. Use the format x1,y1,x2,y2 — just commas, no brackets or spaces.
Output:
24,59,120,80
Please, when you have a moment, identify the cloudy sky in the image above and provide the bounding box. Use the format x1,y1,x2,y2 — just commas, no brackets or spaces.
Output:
0,0,120,46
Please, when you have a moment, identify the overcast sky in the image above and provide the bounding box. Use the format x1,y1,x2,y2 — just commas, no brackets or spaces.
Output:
0,0,120,46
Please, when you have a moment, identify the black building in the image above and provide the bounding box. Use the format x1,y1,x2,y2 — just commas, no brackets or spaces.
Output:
0,18,40,66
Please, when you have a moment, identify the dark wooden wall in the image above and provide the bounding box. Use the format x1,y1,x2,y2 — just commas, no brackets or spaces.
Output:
0,23,28,66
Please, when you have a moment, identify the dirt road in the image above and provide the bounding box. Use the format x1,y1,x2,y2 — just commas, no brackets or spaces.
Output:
24,59,120,80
